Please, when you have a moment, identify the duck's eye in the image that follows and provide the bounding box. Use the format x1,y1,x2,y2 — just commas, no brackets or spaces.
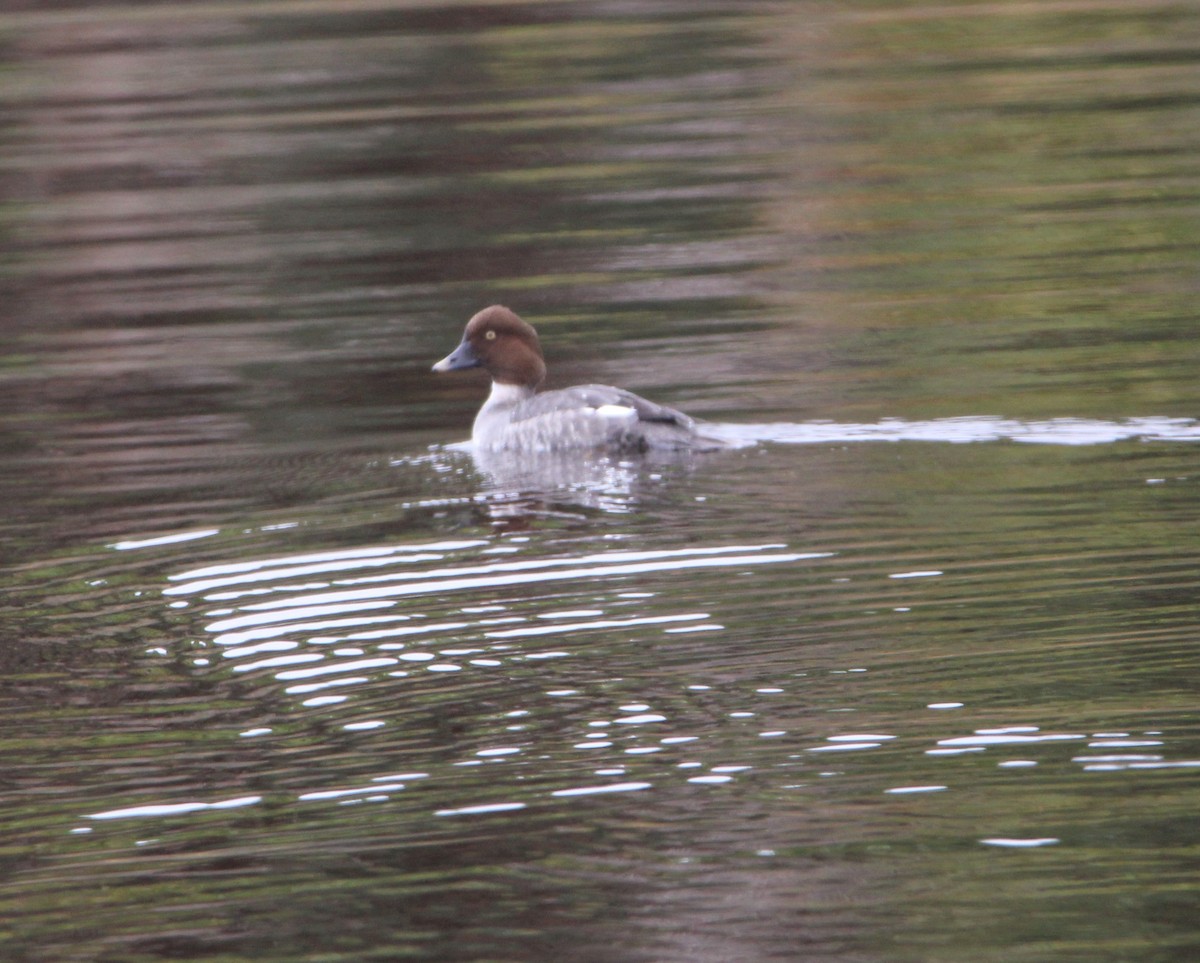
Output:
484,330,497,340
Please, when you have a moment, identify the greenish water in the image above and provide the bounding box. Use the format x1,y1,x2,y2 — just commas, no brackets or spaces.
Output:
1,2,1199,961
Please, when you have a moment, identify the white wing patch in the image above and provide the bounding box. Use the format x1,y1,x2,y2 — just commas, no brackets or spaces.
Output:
594,404,637,421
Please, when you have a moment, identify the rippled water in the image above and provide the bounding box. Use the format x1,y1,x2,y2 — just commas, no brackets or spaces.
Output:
3,2,1199,961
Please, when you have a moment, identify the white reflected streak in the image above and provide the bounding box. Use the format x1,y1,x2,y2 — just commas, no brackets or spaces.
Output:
205,582,329,602
348,622,470,643
299,782,406,801
615,714,667,725
206,601,397,633
334,544,800,590
285,676,370,694
173,540,488,580
551,781,653,797
927,747,986,756
87,795,261,820
980,837,1060,848
184,544,802,608
236,551,821,614
938,733,1085,747
111,529,220,551
275,657,398,680
487,612,707,639
1073,754,1162,763
885,785,948,795
232,653,323,674
223,640,299,659
435,802,527,816
166,541,488,596
829,733,896,742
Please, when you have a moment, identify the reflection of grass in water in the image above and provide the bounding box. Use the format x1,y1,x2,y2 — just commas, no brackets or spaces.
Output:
761,5,1200,422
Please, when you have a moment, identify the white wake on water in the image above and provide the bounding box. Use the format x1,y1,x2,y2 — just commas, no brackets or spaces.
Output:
711,416,1200,447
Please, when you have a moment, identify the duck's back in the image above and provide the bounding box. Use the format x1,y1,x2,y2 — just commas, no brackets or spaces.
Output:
486,384,727,453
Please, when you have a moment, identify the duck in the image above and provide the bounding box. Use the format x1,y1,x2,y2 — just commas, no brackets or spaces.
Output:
432,305,734,453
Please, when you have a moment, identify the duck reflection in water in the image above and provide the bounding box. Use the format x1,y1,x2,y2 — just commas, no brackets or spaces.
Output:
420,442,716,528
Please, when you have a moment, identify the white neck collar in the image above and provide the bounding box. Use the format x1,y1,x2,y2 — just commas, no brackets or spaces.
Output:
483,380,534,409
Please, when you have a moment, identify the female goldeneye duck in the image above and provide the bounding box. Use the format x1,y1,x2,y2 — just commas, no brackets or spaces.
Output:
432,305,734,453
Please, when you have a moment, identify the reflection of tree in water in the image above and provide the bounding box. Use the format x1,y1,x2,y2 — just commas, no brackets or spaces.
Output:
0,1,795,549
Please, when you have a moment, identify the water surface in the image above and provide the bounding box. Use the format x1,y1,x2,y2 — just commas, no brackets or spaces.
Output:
2,2,1199,961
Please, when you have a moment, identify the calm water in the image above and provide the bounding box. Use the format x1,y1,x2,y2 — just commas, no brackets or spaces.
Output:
2,2,1199,961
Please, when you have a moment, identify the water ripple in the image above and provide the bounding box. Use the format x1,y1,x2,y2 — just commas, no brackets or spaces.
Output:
165,539,821,721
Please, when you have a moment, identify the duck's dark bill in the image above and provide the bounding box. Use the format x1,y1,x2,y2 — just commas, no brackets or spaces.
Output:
432,341,480,372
